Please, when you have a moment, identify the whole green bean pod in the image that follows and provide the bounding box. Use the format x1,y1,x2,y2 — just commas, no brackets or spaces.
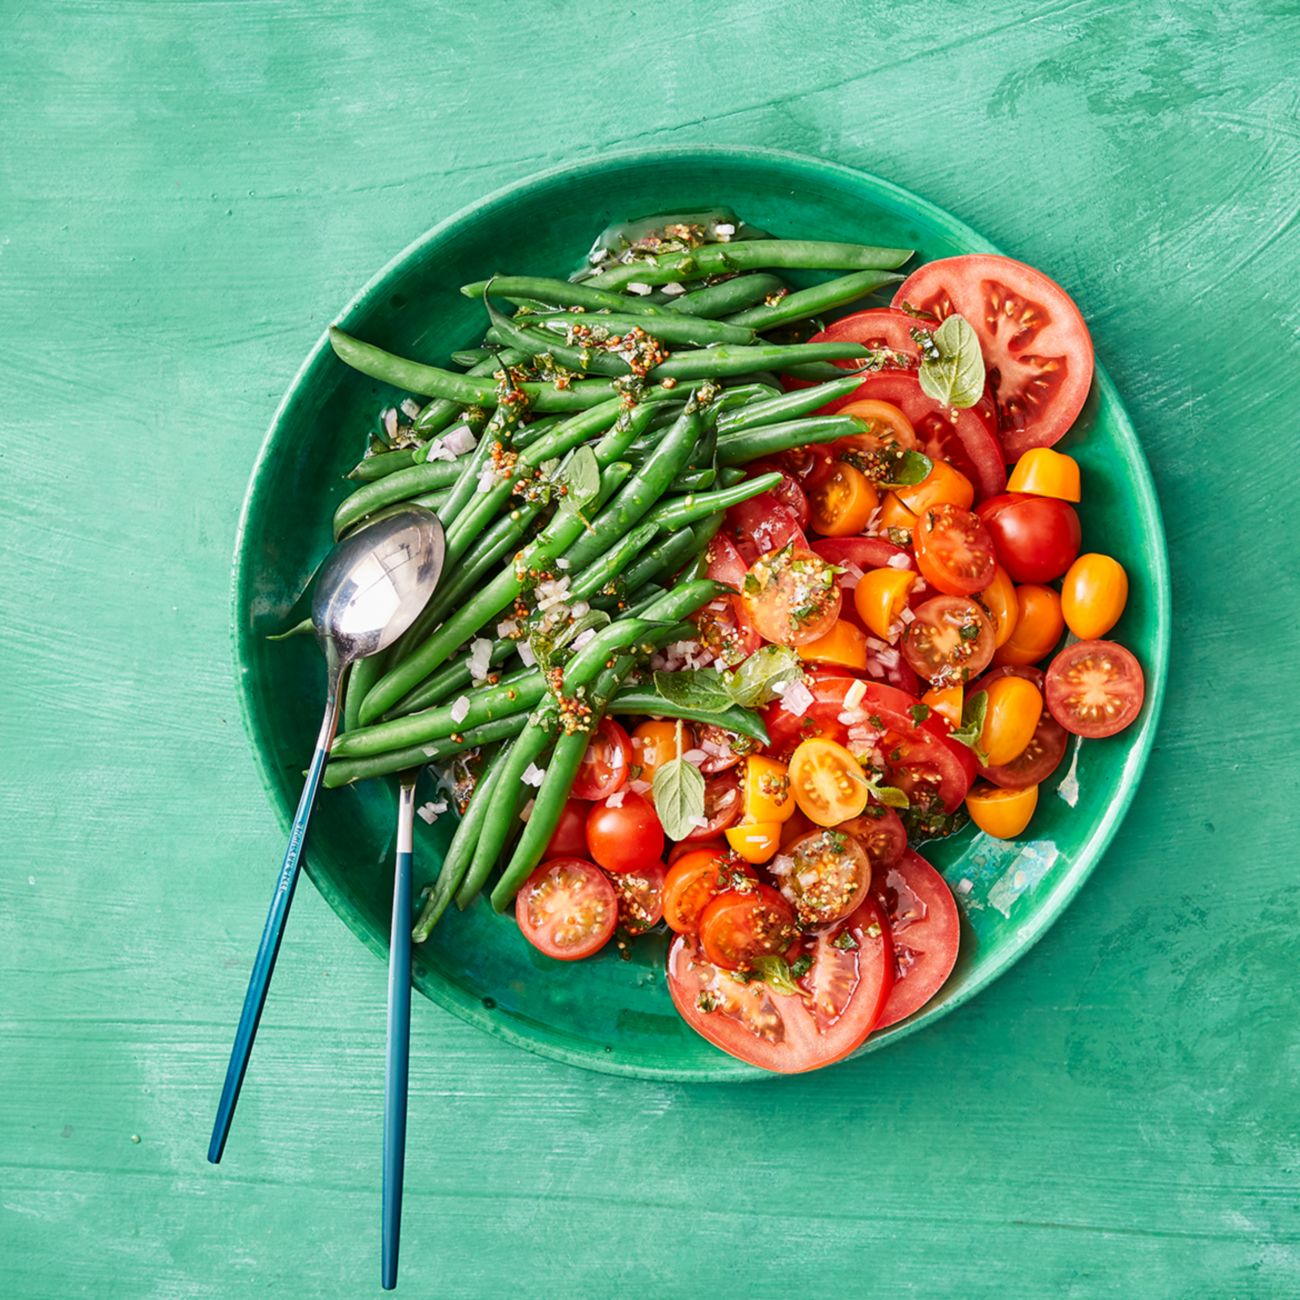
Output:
716,415,866,466
644,472,782,531
714,374,866,434
525,309,756,348
437,379,531,530
413,350,526,435
331,459,463,539
664,274,786,319
338,489,451,539
462,275,657,315
725,269,903,331
347,447,417,481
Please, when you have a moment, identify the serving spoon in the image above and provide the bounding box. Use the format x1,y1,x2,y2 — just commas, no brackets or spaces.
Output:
209,507,445,1165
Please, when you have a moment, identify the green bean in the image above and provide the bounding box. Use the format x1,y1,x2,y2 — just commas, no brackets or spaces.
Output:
454,723,556,909
462,275,658,315
717,467,746,487
606,692,771,745
513,414,565,450
780,360,853,383
347,447,418,481
413,351,526,435
569,521,659,602
725,269,904,331
338,489,450,539
715,375,867,435
669,465,717,493
645,471,782,531
449,348,493,368
653,341,869,381
710,381,782,410
586,239,914,290
411,742,512,938
325,713,528,791
525,309,756,348
329,327,636,412
437,385,530,530
590,527,699,612
331,460,462,539
664,274,786,319
382,637,521,719
717,415,866,466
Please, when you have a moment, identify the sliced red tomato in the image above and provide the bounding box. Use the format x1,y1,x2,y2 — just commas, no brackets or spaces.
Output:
804,307,934,374
545,797,592,859
585,791,664,874
817,371,1006,502
893,255,1094,458
667,897,894,1073
972,666,1069,788
747,461,811,527
725,495,808,565
698,883,798,970
976,493,1081,584
812,536,913,572
609,861,666,935
913,504,997,596
691,595,762,667
695,724,755,773
515,858,618,961
704,533,749,592
872,849,961,1029
570,717,631,800
680,769,743,842
1045,640,1145,738
839,806,908,870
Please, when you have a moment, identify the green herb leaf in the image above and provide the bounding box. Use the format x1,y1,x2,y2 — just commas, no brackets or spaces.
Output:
789,953,813,979
552,608,612,652
947,689,990,763
725,645,803,708
749,955,799,996
558,445,600,512
917,313,985,410
878,450,933,488
652,757,706,840
865,780,911,810
908,703,931,724
651,668,735,714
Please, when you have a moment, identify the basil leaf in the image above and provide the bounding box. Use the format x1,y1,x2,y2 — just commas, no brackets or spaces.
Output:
878,450,933,488
749,955,799,996
725,645,803,708
652,669,735,714
558,445,600,512
652,757,706,840
865,780,910,811
552,608,611,651
948,689,990,763
917,313,985,410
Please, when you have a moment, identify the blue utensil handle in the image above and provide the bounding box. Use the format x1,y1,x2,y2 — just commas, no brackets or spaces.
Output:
382,782,415,1290
208,688,342,1164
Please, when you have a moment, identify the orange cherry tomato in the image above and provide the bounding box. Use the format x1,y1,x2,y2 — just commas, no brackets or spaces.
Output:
978,564,1019,649
977,675,1044,766
796,618,869,670
853,567,917,640
913,504,997,596
833,399,917,452
994,584,1065,667
662,848,744,934
922,683,963,729
896,460,975,515
808,462,880,537
1061,553,1129,640
966,782,1039,838
741,547,842,647
877,492,918,534
631,719,693,789
788,738,871,827
1007,447,1081,502
724,820,783,864
741,755,796,824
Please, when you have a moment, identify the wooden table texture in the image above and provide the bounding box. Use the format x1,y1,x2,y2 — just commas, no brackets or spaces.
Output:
2,1,1297,1295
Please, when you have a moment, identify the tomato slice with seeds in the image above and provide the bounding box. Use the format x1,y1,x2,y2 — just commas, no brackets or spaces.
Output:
609,861,666,935
788,737,871,827
872,849,961,1029
570,717,632,800
679,769,743,842
667,897,894,1074
741,546,842,647
1045,639,1145,738
695,723,755,773
725,495,808,565
515,858,618,961
839,806,908,870
775,828,872,927
972,666,1069,788
901,595,996,686
801,307,934,374
893,255,1094,458
698,883,798,970
913,504,997,597
662,848,749,933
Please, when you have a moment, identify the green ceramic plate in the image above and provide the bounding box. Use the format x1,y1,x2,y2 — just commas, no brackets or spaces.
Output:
232,147,1170,1081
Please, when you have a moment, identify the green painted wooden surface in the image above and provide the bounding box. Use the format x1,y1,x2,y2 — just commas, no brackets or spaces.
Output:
2,2,1296,1295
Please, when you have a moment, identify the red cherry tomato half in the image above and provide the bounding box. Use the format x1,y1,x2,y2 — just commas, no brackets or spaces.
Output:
609,860,666,935
872,849,961,1029
680,769,744,842
976,493,1082,584
839,806,908,870
515,858,617,961
1045,639,1145,738
585,792,665,874
971,666,1069,788
913,504,997,596
695,724,754,774
747,461,811,527
901,595,996,686
545,797,592,859
704,533,750,592
893,255,1094,458
811,536,914,573
667,896,894,1073
698,883,798,970
691,594,763,667
570,717,632,800
725,495,808,565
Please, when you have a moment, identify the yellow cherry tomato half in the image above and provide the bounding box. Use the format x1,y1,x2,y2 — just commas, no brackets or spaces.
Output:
631,719,693,787
809,462,879,537
895,459,975,516
788,738,871,827
1007,447,1081,502
742,755,796,824
978,675,1044,766
1061,553,1129,640
853,567,917,641
994,584,1065,667
797,618,869,670
834,399,917,452
724,820,783,864
877,491,918,534
966,782,1039,838
978,564,1019,649
922,683,963,729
